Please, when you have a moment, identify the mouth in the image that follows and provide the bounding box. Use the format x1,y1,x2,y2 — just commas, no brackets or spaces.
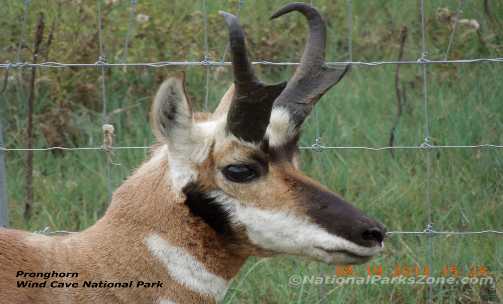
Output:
314,245,382,264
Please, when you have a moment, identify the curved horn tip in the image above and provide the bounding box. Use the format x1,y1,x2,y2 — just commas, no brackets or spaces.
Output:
270,2,317,20
219,11,238,25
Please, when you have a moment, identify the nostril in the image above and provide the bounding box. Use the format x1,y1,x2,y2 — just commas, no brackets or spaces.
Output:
361,227,384,244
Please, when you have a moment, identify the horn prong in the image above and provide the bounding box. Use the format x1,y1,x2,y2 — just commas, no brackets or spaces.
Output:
220,11,286,143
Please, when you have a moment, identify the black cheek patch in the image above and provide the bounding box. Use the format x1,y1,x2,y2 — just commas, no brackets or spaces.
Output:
183,183,234,237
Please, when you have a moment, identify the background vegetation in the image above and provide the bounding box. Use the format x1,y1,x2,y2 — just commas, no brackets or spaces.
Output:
1,0,502,303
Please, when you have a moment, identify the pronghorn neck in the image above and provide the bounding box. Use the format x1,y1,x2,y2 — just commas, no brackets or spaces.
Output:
0,5,388,303
95,145,246,302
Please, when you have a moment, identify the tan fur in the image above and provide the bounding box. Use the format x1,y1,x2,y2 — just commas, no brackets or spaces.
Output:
0,79,384,303
0,83,245,304
0,152,244,304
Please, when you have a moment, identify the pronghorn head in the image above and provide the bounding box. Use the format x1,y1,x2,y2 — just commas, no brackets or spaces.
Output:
151,3,385,265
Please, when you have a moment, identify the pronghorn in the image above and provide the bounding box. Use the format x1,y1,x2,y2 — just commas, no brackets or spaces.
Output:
0,3,385,304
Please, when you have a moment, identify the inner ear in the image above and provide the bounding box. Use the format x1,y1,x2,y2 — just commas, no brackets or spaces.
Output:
151,75,193,143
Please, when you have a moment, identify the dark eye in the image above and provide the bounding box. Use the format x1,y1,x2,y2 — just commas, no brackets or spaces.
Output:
222,164,259,183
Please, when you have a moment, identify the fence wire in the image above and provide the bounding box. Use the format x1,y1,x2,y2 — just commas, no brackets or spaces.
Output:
0,2,502,301
1,57,502,69
0,143,502,152
96,0,113,200
419,0,434,301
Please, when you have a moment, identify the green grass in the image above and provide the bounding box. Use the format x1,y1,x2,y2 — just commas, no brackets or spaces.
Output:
1,0,502,303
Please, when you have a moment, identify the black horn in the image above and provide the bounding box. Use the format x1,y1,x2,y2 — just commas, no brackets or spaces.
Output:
220,11,286,143
271,3,350,130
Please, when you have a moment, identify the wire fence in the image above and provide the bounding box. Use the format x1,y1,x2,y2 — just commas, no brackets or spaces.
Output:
2,57,503,69
1,0,502,302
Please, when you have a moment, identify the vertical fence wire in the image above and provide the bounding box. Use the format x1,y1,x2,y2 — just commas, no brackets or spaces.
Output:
1,1,30,227
237,0,243,17
0,121,7,227
97,0,113,201
203,0,210,111
1,0,33,226
219,0,244,64
419,0,434,303
310,0,325,301
298,1,316,303
308,0,321,151
97,0,108,124
0,72,7,227
312,7,323,304
347,0,353,63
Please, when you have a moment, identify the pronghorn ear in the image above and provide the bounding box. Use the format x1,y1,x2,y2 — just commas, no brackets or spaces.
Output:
212,84,235,119
152,76,203,191
151,75,193,143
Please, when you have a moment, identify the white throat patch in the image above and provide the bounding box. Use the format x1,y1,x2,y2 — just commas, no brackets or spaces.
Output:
209,191,383,263
145,234,229,301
